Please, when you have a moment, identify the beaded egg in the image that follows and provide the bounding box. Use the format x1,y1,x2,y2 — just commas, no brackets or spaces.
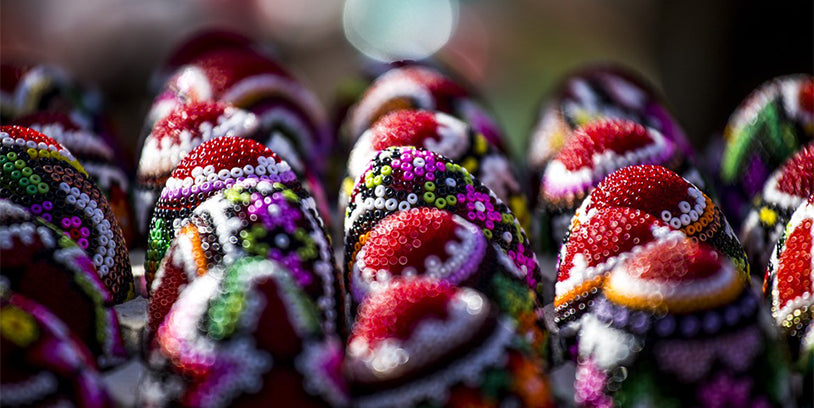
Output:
14,112,135,245
765,197,814,360
741,142,814,272
347,207,547,355
344,65,505,151
720,75,814,221
135,101,259,234
344,109,527,226
575,164,748,273
153,28,254,89
145,136,301,281
344,146,540,292
0,63,99,123
345,277,556,408
528,65,693,180
0,199,125,367
553,207,685,339
148,177,337,338
1,293,113,408
537,118,700,251
147,258,346,408
146,47,331,173
0,126,132,302
575,238,791,407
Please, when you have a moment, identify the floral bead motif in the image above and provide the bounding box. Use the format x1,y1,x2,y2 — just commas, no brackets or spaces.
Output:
344,146,540,292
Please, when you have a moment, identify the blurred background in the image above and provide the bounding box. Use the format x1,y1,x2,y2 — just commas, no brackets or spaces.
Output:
2,0,812,160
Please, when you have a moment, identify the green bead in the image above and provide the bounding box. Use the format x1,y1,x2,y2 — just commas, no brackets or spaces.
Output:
434,198,446,209
37,183,49,193
423,192,435,203
18,177,30,186
424,181,435,191
446,195,457,205
381,165,392,175
25,184,38,195
3,162,13,172
21,167,33,177
10,170,21,179
14,160,26,169
6,152,17,161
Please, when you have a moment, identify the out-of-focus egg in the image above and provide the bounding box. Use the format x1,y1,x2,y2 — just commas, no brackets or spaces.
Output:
344,65,505,152
145,258,347,408
345,277,556,408
1,293,113,407
720,75,814,221
0,199,125,367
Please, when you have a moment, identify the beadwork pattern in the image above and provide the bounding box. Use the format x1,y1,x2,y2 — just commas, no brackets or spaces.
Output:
345,277,556,408
576,164,748,274
344,109,528,228
1,293,113,408
741,142,814,271
765,197,814,359
148,48,331,172
720,75,814,220
345,65,505,151
537,118,700,250
528,65,693,178
150,258,346,408
348,207,547,356
14,112,135,245
135,101,259,232
148,177,337,337
145,136,301,281
0,126,132,302
574,239,790,408
344,146,540,292
0,199,125,367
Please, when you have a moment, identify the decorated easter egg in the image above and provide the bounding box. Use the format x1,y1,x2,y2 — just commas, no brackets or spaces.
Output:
135,101,259,233
347,207,546,355
344,146,540,292
345,65,505,151
147,177,337,338
344,109,528,227
14,112,135,245
528,65,692,179
0,126,132,302
576,164,747,272
345,277,556,408
0,199,125,367
145,136,303,281
765,197,814,361
537,118,699,251
1,293,113,407
146,258,346,408
0,63,99,123
553,207,684,333
146,48,331,173
741,142,814,271
720,75,814,220
575,239,790,407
